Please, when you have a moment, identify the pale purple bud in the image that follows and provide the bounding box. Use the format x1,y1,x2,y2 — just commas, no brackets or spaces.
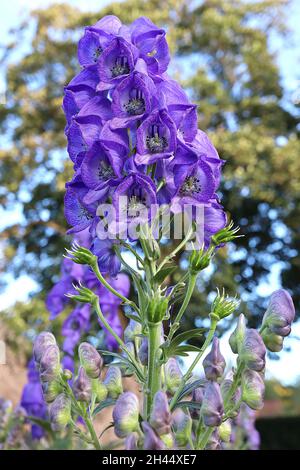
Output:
142,422,166,450
241,369,265,410
150,391,172,436
39,345,61,382
262,289,295,337
191,383,206,419
172,409,192,447
49,393,72,431
203,337,226,381
73,366,92,402
124,319,142,342
113,392,140,438
201,382,224,427
239,329,266,372
104,366,123,398
33,332,56,364
165,358,182,394
91,378,108,403
78,342,103,379
229,314,246,354
125,433,138,450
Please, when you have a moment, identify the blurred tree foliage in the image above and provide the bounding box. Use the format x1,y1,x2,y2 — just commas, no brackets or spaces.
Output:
0,0,299,343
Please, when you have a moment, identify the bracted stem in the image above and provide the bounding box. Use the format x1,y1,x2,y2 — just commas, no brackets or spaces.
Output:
146,322,162,418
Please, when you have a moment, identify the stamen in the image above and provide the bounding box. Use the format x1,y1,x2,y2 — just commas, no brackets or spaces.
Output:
125,89,145,116
93,46,103,62
111,56,130,77
179,176,202,196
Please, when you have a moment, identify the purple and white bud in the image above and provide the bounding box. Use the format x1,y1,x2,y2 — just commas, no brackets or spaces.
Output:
125,433,138,450
239,329,266,372
91,378,108,403
262,290,295,337
113,392,140,438
150,391,172,436
49,393,72,431
172,409,192,447
103,366,123,398
203,337,226,381
78,342,103,379
39,344,61,382
165,358,182,394
124,319,142,342
229,314,246,354
261,328,284,352
73,366,92,402
142,422,166,450
201,382,224,427
241,369,265,410
33,332,56,364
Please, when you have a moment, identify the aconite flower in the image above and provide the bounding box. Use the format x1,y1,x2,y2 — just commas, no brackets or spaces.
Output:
49,394,72,432
103,366,123,398
33,332,57,365
203,337,226,381
113,392,140,438
39,345,61,383
201,382,224,427
73,366,92,402
241,369,265,410
165,358,182,394
78,342,103,379
262,289,295,337
149,391,172,436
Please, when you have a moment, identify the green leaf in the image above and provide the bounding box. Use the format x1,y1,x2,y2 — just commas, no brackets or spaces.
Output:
177,379,206,402
153,265,176,284
173,401,203,410
92,398,116,417
160,328,206,360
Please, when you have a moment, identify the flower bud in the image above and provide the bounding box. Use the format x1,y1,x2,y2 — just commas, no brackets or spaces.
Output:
189,246,212,274
124,319,142,342
138,337,148,365
201,382,224,427
73,366,92,402
91,378,108,403
33,332,56,364
191,384,206,419
66,283,96,304
261,328,284,352
229,314,246,353
239,329,266,372
49,393,72,431
125,433,138,450
211,222,241,246
150,391,172,436
65,243,97,266
262,289,295,337
172,409,192,447
103,366,123,398
41,379,63,403
165,358,182,394
63,369,73,381
219,420,232,442
211,289,240,320
241,370,265,410
203,337,226,381
78,342,103,379
147,290,169,323
39,345,61,382
142,422,166,450
113,392,140,438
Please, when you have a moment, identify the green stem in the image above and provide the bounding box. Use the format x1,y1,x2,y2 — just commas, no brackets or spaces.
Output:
168,273,197,341
170,319,218,411
83,411,101,450
146,322,162,418
198,426,213,450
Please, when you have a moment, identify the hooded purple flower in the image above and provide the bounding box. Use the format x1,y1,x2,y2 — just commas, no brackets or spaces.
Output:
203,337,226,381
91,238,121,277
241,370,265,410
135,109,177,165
130,17,170,74
97,37,136,89
239,329,266,372
150,391,172,436
78,29,112,67
111,67,156,128
73,366,92,403
201,382,224,427
142,422,166,450
113,392,140,438
262,289,295,337
63,87,95,129
168,103,198,145
64,179,97,233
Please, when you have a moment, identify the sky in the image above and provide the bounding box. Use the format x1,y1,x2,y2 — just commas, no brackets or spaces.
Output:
0,0,299,385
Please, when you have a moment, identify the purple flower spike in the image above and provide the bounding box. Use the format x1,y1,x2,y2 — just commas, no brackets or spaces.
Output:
33,332,57,364
135,109,177,165
241,370,265,410
150,391,172,436
201,382,224,427
203,337,226,381
113,392,140,438
73,366,92,403
78,342,103,379
262,289,295,337
142,422,166,450
111,71,156,128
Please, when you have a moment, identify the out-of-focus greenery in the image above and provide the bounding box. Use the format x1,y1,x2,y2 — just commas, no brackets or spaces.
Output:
264,378,300,415
0,0,299,350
